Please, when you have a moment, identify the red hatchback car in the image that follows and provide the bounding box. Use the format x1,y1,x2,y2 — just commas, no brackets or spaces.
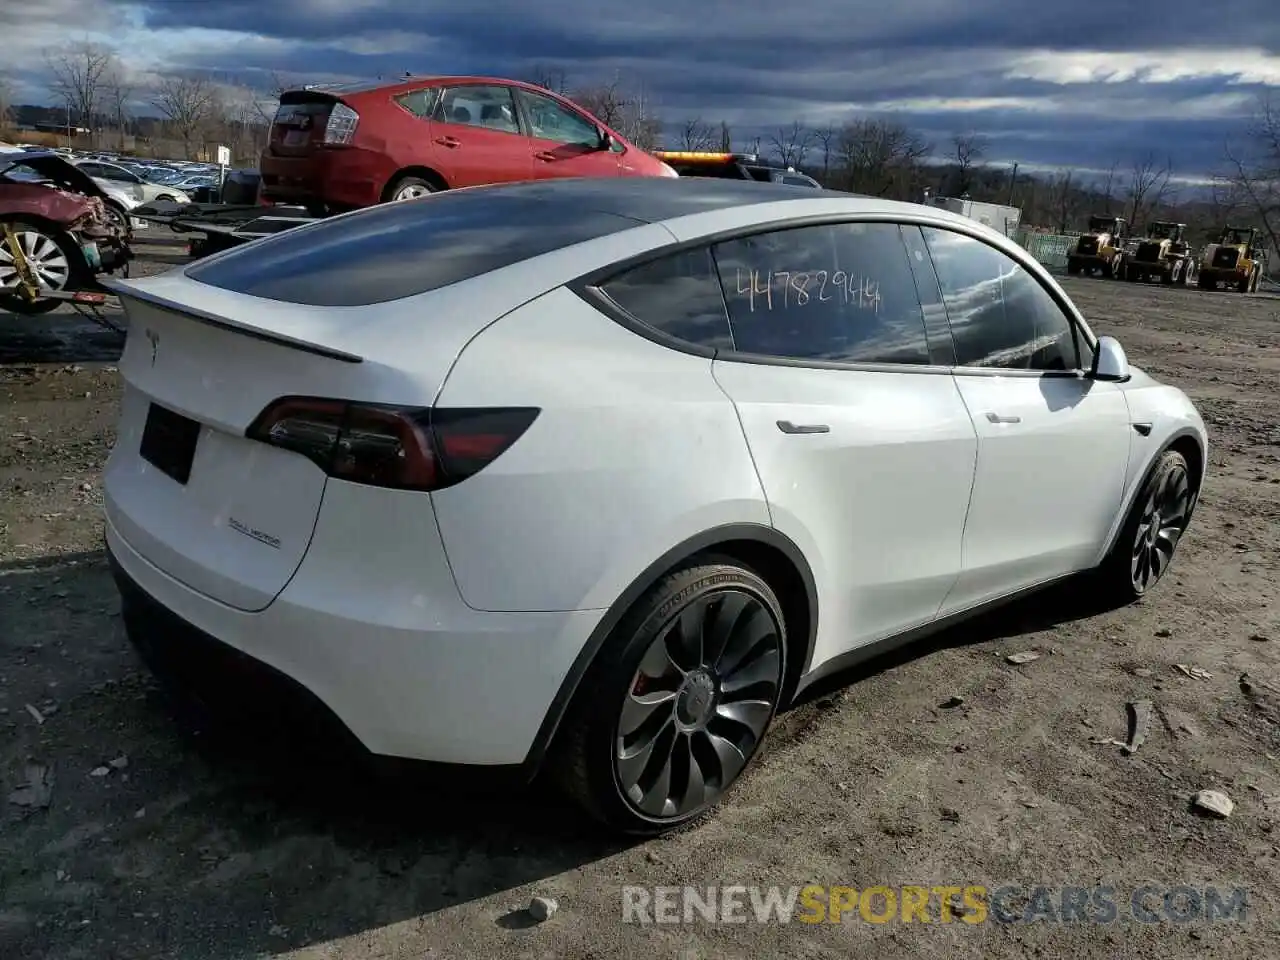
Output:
259,76,677,213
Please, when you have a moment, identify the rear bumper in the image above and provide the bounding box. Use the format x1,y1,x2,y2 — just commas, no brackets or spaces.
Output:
105,510,603,769
259,147,390,209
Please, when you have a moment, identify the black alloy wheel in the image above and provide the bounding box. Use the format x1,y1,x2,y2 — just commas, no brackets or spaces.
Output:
555,561,787,835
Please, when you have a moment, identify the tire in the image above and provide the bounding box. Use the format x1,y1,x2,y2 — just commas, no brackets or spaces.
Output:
0,218,91,315
1249,269,1259,293
104,201,132,239
553,560,787,835
1197,273,1210,289
1067,260,1081,276
1094,449,1195,606
386,176,436,202
1237,272,1251,293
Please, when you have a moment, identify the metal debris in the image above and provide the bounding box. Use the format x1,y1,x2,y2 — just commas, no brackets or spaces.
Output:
1174,664,1213,681
24,703,45,725
1006,651,1041,665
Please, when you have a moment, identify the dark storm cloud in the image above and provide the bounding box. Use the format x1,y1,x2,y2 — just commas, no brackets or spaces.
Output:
24,0,1280,174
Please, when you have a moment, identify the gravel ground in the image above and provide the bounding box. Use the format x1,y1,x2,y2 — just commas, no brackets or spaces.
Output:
2,234,1279,959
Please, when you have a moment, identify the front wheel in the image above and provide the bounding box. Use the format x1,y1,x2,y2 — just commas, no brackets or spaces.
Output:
554,561,787,835
1094,449,1194,606
0,219,90,315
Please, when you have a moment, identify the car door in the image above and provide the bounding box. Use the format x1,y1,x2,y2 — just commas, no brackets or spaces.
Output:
514,88,623,180
427,84,533,186
918,225,1133,614
706,221,980,668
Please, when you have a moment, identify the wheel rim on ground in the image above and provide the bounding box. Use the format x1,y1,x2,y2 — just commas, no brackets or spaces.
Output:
0,228,72,294
393,183,432,201
615,589,782,820
1132,462,1191,594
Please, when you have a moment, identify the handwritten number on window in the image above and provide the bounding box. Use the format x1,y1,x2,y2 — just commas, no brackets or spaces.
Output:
733,268,880,314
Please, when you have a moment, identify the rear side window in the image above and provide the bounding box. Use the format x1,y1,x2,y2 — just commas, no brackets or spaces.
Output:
597,247,733,350
185,194,639,306
394,88,437,119
711,222,931,364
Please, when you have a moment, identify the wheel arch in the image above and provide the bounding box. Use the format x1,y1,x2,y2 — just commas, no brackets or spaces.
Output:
1099,427,1205,561
521,522,819,779
380,166,449,201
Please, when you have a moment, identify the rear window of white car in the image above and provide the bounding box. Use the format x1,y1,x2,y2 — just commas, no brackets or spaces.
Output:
185,192,642,306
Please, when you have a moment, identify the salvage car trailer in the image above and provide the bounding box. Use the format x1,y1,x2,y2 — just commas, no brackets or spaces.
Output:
129,198,317,257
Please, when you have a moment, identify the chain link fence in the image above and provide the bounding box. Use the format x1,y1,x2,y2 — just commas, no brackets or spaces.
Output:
1015,230,1082,273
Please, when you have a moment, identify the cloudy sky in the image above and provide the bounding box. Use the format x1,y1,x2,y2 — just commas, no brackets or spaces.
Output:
6,0,1279,178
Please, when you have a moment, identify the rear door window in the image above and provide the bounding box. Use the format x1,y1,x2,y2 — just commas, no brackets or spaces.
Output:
394,87,438,119
711,222,932,365
433,85,520,135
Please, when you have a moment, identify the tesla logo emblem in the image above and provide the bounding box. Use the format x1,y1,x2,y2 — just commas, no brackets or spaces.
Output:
144,328,159,366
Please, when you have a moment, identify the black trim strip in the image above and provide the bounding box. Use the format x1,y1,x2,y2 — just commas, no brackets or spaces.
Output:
795,573,1074,695
101,279,364,364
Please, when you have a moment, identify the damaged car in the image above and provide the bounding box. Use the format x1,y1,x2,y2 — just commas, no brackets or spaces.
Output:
0,148,132,315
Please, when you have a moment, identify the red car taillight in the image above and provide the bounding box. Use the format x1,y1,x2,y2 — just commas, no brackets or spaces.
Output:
322,103,359,145
246,398,538,492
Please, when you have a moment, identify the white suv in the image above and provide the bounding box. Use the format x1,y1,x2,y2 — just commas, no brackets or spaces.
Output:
102,178,1206,834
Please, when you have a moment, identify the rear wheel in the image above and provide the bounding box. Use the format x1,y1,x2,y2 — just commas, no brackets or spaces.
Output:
0,219,90,315
1249,268,1260,293
1237,272,1251,293
554,561,786,835
1094,449,1194,606
386,176,436,202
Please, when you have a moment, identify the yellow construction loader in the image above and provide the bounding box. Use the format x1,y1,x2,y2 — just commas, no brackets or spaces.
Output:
1066,215,1128,278
1197,226,1264,292
1122,221,1196,286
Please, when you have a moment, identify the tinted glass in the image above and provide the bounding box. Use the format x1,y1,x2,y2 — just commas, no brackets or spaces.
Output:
186,193,640,306
518,90,600,146
394,88,437,119
598,247,733,350
434,85,519,134
712,222,930,364
922,228,1080,371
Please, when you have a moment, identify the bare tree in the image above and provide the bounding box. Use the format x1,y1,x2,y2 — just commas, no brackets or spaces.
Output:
768,119,815,168
679,117,716,151
44,41,119,143
0,73,12,131
813,123,837,184
1045,170,1080,233
1099,160,1120,216
718,120,732,152
103,65,133,151
951,131,987,195
151,75,219,159
835,119,931,198
1224,92,1280,263
526,64,570,95
572,76,662,150
1123,152,1173,230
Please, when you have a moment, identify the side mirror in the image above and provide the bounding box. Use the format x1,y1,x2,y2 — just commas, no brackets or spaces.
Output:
1092,335,1130,382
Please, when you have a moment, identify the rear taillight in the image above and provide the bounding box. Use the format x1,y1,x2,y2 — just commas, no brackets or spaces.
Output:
246,398,538,492
322,103,359,145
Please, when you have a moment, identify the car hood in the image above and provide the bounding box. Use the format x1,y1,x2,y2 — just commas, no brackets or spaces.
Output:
0,149,110,201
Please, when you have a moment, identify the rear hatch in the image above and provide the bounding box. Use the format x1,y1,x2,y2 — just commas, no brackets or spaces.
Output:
267,91,346,158
100,272,462,613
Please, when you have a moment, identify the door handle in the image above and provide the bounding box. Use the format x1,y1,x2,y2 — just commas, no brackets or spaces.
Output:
985,412,1021,424
776,420,830,434
534,151,557,162
434,136,460,148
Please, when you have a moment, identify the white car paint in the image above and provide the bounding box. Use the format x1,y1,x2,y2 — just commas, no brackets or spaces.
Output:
100,181,1207,774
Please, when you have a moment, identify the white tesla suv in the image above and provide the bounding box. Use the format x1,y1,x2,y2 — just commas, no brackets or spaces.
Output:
102,178,1207,834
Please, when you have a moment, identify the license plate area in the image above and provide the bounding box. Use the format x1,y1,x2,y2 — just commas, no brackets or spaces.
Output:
140,403,201,485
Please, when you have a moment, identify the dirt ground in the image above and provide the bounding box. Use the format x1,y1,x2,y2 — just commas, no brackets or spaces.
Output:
2,233,1279,960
